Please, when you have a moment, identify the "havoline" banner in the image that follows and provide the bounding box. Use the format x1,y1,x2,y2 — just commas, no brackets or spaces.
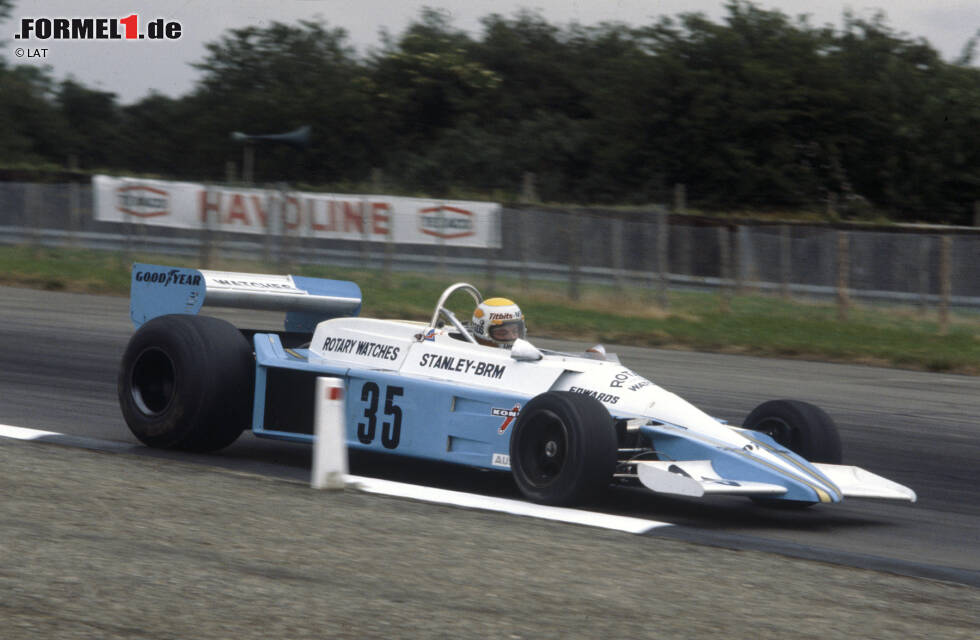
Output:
93,175,501,248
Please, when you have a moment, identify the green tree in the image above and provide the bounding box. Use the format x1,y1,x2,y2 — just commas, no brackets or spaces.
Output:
0,65,69,166
190,20,373,183
58,79,123,169
365,9,501,192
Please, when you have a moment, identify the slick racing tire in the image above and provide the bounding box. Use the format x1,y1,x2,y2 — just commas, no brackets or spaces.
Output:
744,399,843,464
118,314,254,452
509,391,617,506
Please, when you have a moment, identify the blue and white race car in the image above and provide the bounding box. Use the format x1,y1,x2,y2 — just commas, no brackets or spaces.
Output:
118,264,916,507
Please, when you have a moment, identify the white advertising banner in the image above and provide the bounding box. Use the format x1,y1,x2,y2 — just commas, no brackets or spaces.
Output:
93,175,501,248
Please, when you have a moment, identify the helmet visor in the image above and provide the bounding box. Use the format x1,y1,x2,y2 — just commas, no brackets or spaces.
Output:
489,319,525,343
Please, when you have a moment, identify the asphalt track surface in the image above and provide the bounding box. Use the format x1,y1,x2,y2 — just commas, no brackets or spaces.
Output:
2,286,979,589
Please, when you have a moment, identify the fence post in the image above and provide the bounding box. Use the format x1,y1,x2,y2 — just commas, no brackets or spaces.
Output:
734,225,745,294
673,183,686,214
780,225,791,300
939,235,951,335
612,217,625,290
567,211,581,301
199,185,213,268
521,172,538,204
918,236,931,313
519,211,529,293
485,207,499,290
262,188,273,264
361,198,372,270
242,143,255,185
837,230,850,321
383,201,395,286
279,183,292,270
718,226,731,313
26,183,41,254
657,209,669,309
68,181,81,246
437,205,447,278
676,220,691,286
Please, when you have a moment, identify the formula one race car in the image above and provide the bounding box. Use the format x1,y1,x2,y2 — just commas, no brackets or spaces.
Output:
118,264,916,507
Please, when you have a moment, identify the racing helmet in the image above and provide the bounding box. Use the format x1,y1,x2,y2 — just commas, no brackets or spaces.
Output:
472,298,526,347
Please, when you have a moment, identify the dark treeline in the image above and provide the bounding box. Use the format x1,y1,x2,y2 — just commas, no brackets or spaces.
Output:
1,2,978,222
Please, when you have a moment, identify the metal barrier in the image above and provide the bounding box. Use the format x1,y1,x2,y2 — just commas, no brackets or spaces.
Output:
2,181,979,310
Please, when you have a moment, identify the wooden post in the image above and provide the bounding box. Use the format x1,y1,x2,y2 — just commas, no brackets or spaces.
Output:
918,236,931,313
519,211,529,293
837,230,850,322
242,143,255,184
199,185,213,268
780,225,791,300
676,220,691,285
673,183,686,214
568,212,581,301
657,209,669,309
68,181,80,246
383,200,395,287
486,208,498,290
827,192,838,218
718,226,731,313
278,183,291,270
521,172,538,204
612,217,625,290
362,199,373,271
939,235,951,335
437,205,447,277
28,183,41,255
734,225,744,294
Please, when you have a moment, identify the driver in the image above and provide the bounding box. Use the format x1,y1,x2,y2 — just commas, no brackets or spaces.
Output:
471,298,526,348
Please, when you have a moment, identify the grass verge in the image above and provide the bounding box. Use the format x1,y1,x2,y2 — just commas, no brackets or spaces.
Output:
1,245,978,374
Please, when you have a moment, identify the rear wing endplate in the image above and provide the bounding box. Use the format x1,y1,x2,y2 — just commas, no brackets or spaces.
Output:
129,263,361,332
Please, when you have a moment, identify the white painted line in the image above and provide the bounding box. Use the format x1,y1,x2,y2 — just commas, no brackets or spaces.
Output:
347,475,672,534
0,423,673,534
0,424,61,440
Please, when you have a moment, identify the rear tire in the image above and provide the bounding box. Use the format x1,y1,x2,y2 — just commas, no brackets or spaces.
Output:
118,314,254,452
509,391,617,506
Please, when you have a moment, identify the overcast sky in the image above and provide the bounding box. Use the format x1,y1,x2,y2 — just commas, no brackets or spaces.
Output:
3,1,978,104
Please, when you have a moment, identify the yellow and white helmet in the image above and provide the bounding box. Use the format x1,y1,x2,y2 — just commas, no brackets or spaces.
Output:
472,297,526,347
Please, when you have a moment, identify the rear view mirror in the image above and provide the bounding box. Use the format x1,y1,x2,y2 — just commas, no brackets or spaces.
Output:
510,338,542,362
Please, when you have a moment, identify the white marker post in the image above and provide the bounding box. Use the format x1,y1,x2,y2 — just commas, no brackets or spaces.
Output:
312,377,348,490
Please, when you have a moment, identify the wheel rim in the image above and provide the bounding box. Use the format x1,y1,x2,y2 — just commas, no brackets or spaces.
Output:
130,347,176,416
753,417,801,453
518,410,568,486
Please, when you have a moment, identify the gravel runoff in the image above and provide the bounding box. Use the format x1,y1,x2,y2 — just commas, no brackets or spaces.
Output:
2,438,977,640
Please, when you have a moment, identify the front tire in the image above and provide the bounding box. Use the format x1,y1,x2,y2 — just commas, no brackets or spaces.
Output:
509,391,617,506
744,399,842,464
118,314,254,452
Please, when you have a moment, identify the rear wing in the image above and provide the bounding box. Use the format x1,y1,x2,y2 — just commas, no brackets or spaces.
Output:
129,263,361,332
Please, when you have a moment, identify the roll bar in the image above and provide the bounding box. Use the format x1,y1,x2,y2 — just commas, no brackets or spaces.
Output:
427,282,483,345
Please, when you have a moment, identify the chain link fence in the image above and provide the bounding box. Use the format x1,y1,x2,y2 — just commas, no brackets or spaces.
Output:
2,181,979,312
